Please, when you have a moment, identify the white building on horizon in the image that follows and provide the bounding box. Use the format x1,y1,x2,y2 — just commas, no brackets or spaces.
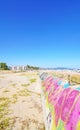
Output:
11,66,28,71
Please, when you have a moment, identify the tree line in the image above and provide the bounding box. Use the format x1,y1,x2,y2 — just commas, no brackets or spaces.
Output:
0,63,9,70
0,63,39,70
27,65,39,70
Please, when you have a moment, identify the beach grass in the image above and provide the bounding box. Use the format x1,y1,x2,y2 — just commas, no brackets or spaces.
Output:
0,97,13,130
30,78,36,83
22,83,30,87
3,89,10,93
18,89,31,96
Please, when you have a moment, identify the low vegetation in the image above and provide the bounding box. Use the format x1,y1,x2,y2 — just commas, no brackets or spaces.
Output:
27,65,39,70
18,89,31,96
0,97,13,130
30,78,36,83
0,71,44,130
12,94,18,103
22,83,30,87
0,63,9,70
3,89,10,93
12,84,16,87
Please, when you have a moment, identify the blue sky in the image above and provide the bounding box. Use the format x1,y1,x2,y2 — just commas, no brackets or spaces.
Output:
0,0,80,68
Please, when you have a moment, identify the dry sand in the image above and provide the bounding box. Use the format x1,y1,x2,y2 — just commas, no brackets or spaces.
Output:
0,71,45,130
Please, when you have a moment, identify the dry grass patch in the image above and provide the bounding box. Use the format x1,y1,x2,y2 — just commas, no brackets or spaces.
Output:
11,84,16,87
18,89,31,96
0,97,14,130
12,94,18,103
27,90,41,96
0,97,10,118
3,89,10,93
22,83,30,87
0,117,14,130
21,118,45,130
30,78,36,83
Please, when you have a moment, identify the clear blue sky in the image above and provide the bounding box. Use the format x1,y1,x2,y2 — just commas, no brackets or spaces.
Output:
0,0,80,68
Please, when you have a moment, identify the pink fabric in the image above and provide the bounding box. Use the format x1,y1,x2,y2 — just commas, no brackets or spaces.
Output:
42,76,80,129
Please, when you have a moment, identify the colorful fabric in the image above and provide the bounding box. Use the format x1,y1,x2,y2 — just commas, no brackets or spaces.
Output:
41,73,80,130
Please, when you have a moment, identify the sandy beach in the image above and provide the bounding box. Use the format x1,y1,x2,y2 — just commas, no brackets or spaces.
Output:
0,71,45,130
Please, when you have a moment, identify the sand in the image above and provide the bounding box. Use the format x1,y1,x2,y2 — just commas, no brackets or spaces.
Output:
0,71,45,130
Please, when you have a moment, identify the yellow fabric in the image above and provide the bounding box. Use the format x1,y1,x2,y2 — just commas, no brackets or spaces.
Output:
51,108,56,130
76,121,80,130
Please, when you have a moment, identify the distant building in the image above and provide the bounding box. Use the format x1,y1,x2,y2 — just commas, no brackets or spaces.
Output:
11,66,28,71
